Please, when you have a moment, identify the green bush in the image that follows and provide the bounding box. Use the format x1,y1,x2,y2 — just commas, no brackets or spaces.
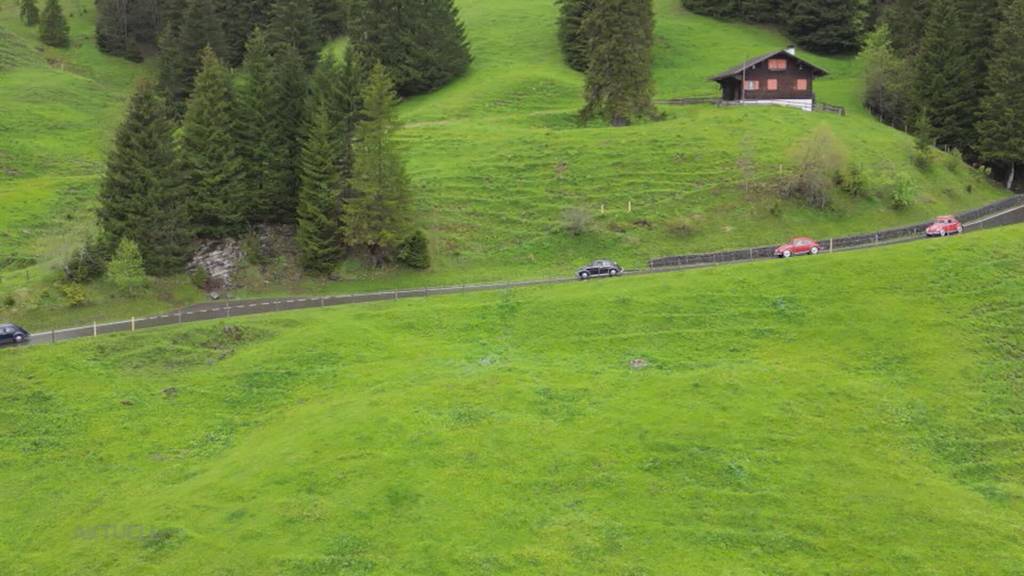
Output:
63,237,109,283
561,207,593,236
888,176,917,210
60,282,88,307
398,230,431,269
838,164,869,198
190,266,210,290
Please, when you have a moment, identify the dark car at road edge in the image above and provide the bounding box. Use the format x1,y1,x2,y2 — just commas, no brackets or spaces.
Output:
0,323,30,347
577,260,623,280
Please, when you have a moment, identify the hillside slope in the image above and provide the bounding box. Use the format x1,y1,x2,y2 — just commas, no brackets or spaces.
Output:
0,0,151,271
0,0,1009,317
3,226,1023,574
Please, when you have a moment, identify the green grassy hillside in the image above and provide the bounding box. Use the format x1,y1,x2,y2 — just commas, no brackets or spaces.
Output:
0,0,151,270
3,226,1023,574
0,0,1009,324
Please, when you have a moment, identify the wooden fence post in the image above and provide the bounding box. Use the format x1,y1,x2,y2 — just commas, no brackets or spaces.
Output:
93,321,97,338
131,317,135,332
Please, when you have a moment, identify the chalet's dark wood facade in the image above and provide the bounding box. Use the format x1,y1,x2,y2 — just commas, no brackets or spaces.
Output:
710,49,828,109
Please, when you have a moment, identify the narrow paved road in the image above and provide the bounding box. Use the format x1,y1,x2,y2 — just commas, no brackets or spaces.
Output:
17,199,1024,348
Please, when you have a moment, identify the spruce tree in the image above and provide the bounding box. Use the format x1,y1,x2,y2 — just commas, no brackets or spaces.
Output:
556,0,594,72
345,63,412,266
977,0,1024,190
158,0,227,103
267,0,322,70
312,0,347,41
98,81,191,275
107,238,148,296
786,0,866,55
39,0,69,47
19,0,39,26
914,0,975,152
580,0,657,126
297,103,345,273
881,0,931,56
180,47,246,238
236,27,276,222
349,0,471,96
96,0,143,60
263,43,309,222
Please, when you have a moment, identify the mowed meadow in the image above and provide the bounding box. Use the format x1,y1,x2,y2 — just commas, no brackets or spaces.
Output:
3,227,1023,574
0,0,1009,295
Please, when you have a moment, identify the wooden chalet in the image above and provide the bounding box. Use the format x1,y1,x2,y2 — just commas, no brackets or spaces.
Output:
710,48,828,112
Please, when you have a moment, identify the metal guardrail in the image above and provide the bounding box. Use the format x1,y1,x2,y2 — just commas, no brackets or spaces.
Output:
13,195,1024,348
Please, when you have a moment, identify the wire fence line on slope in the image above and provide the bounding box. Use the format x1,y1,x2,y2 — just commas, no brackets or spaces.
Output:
21,195,1024,348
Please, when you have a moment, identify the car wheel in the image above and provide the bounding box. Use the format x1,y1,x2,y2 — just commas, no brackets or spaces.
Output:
609,269,618,276
14,334,24,344
783,250,792,258
957,226,963,234
579,272,589,280
810,247,819,255
940,229,947,237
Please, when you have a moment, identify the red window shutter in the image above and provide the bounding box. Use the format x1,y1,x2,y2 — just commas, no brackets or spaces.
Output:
767,79,778,91
796,79,808,91
768,59,787,71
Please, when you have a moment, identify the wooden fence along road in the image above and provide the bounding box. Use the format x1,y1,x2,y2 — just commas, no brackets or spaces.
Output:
17,195,1024,348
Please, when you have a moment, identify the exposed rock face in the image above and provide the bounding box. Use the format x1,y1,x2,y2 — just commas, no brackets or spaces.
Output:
188,238,245,290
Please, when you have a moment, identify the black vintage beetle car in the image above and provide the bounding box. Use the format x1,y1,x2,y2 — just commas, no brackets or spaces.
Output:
577,260,623,280
0,323,30,346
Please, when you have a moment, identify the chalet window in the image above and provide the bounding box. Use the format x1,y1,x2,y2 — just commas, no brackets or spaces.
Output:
768,59,787,71
744,80,760,91
796,78,808,91
767,79,778,91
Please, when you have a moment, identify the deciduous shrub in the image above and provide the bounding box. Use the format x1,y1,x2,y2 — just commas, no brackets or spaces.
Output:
888,175,917,209
562,207,593,236
60,282,88,307
780,124,847,210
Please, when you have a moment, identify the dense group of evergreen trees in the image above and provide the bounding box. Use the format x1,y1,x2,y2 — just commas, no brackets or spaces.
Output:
96,0,471,101
557,0,658,125
864,0,1022,188
15,0,69,53
347,0,472,96
95,32,419,278
681,0,871,54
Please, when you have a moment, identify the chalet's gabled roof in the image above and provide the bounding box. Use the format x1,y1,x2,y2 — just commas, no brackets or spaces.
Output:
709,49,829,82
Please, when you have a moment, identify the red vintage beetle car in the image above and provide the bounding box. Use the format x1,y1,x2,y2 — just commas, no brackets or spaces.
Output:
926,216,964,237
774,237,820,258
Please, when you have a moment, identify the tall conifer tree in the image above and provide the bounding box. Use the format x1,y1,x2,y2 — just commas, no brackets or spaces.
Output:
98,81,192,275
556,0,594,72
580,0,656,126
268,0,321,69
297,103,345,273
977,0,1024,190
236,27,276,222
263,43,309,222
345,63,411,266
180,47,246,238
914,0,975,152
349,0,470,96
39,0,69,47
19,0,40,26
159,0,227,103
786,0,866,54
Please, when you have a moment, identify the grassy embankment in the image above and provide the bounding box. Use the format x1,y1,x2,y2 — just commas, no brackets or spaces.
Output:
2,226,1023,574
